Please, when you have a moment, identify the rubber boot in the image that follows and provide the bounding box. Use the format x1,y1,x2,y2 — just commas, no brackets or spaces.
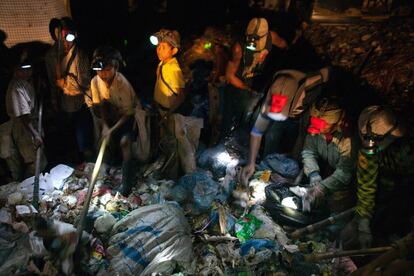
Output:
119,160,135,197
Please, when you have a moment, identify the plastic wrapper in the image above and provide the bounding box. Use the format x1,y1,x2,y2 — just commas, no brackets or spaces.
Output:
235,214,263,243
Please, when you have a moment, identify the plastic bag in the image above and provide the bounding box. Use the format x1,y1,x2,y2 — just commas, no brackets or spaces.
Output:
258,153,300,178
235,214,263,243
197,144,239,179
49,164,74,190
107,203,193,275
133,107,151,162
240,239,276,256
171,171,224,213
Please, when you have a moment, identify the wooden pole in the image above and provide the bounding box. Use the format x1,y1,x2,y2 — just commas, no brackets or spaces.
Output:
304,246,392,262
76,137,108,245
290,207,356,239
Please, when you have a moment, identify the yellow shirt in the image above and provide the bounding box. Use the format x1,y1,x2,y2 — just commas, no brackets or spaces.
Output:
153,58,185,109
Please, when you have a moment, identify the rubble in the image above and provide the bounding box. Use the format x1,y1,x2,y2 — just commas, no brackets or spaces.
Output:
305,18,414,113
0,157,355,275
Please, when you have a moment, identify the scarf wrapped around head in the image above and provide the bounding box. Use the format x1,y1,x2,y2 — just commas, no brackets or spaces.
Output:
308,98,345,135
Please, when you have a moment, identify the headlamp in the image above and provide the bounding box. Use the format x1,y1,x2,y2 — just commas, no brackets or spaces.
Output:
361,137,377,155
150,35,159,46
92,60,105,71
246,36,257,51
204,41,212,49
149,29,180,49
65,33,75,42
20,64,32,69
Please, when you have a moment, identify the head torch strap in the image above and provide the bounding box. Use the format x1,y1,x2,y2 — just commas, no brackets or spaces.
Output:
63,45,78,77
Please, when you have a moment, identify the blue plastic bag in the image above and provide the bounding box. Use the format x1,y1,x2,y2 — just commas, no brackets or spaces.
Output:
258,153,300,178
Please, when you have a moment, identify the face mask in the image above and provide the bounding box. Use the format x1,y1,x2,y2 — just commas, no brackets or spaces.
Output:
308,117,327,135
361,132,397,155
360,112,398,154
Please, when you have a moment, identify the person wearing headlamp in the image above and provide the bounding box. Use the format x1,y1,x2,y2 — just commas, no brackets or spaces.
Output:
301,97,356,213
49,17,94,164
5,50,46,180
222,17,288,136
150,29,185,117
341,106,414,250
239,67,330,185
88,46,138,196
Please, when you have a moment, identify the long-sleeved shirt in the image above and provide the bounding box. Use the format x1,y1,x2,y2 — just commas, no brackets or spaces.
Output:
356,137,414,219
302,131,356,193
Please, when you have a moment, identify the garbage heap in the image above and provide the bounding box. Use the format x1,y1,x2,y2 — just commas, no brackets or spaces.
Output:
305,18,414,109
0,142,357,275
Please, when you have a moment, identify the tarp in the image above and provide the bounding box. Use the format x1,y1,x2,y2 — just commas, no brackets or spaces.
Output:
0,0,70,47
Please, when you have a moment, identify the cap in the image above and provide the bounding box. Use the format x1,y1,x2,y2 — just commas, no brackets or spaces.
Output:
245,18,269,51
358,106,403,137
150,29,181,49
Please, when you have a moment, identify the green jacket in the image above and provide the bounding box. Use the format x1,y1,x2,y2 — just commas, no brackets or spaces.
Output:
302,131,356,193
356,137,414,219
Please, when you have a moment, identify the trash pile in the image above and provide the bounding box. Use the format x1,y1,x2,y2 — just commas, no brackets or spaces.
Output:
0,143,358,275
305,18,414,109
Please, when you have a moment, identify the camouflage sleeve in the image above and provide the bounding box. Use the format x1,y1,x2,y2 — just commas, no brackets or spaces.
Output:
355,150,379,218
320,136,355,192
301,134,320,176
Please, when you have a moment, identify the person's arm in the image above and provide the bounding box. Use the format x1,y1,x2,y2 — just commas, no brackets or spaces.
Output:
320,137,355,193
20,114,42,148
301,134,321,181
168,87,185,114
225,43,249,91
270,31,288,49
239,113,270,185
166,65,186,114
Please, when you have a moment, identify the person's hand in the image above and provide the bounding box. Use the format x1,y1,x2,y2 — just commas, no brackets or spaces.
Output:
56,78,65,90
33,133,43,149
302,184,325,212
358,218,372,249
309,171,322,186
239,163,255,187
101,124,112,141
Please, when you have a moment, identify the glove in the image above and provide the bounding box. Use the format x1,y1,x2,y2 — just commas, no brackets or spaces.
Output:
308,171,322,186
358,217,372,249
302,184,325,212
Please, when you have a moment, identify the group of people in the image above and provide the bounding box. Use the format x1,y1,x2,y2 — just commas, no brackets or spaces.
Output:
1,14,414,268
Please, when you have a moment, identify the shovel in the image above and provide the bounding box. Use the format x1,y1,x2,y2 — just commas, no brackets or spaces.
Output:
76,137,108,245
